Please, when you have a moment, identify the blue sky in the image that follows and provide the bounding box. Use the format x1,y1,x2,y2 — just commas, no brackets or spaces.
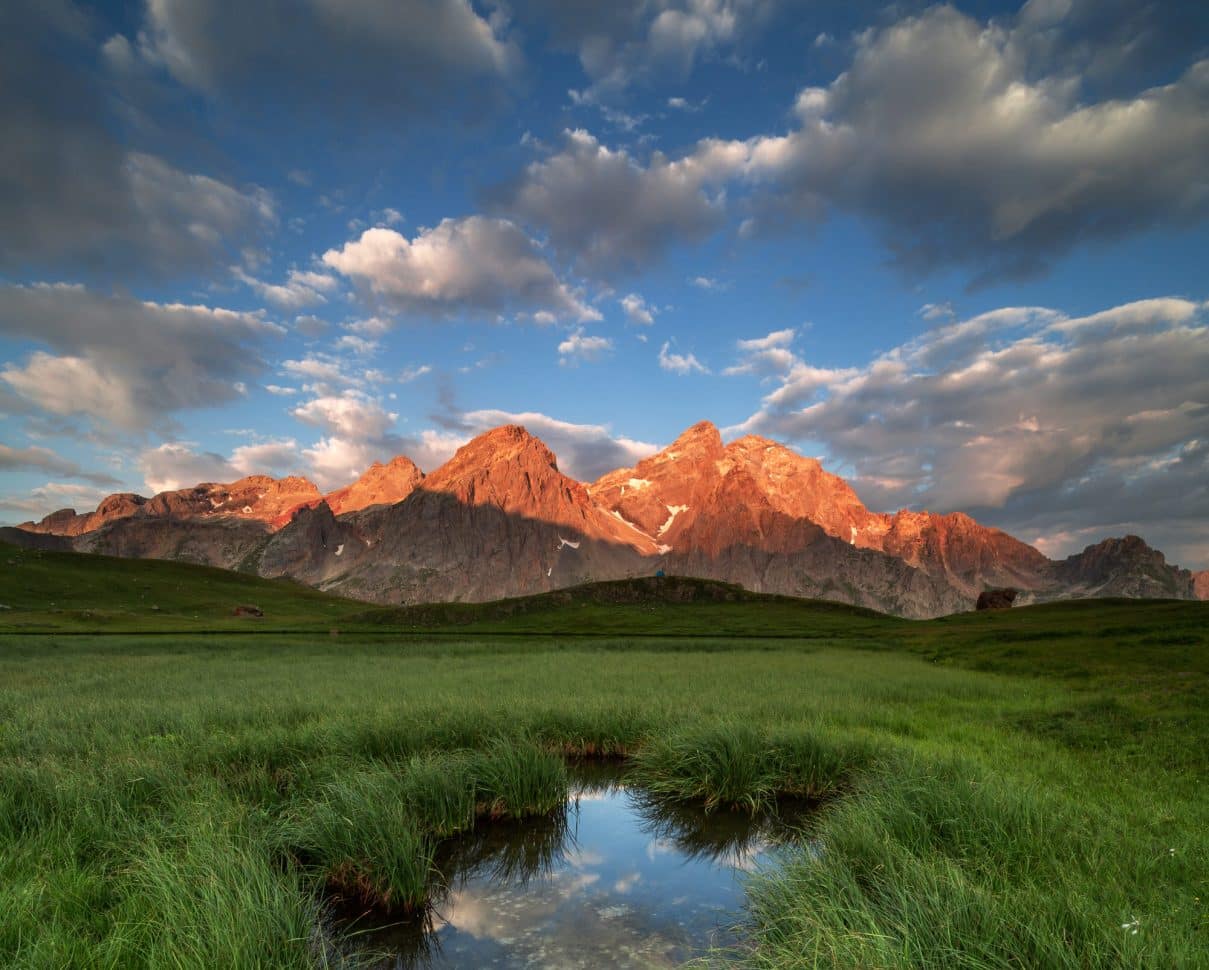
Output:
1,0,1207,568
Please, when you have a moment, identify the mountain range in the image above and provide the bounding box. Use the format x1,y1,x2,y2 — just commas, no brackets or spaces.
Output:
8,421,1202,617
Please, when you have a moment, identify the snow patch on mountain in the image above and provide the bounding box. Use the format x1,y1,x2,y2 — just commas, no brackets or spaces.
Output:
658,505,688,537
609,509,652,539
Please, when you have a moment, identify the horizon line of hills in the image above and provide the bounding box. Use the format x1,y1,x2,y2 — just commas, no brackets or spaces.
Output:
9,420,1206,617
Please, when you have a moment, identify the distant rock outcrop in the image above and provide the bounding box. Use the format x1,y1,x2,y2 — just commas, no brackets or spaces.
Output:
1054,535,1195,600
976,588,1018,610
13,421,1199,618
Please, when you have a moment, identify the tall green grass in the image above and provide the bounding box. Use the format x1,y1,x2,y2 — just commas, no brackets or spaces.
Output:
0,606,1205,968
736,753,1204,969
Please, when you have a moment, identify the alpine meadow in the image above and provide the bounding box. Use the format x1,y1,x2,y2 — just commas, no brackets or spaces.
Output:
2,1,1208,968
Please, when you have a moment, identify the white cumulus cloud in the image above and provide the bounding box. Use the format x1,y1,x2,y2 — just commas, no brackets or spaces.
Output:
323,218,600,321
658,340,709,375
558,329,614,365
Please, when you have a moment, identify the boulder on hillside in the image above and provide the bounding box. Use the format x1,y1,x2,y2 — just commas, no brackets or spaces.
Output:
976,588,1018,611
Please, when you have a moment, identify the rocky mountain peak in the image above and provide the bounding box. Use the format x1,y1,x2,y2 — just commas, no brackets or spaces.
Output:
1055,534,1194,599
420,424,582,517
374,423,659,560
592,422,879,552
10,418,1197,618
725,434,819,468
324,455,423,515
720,435,868,522
433,425,559,481
663,420,725,463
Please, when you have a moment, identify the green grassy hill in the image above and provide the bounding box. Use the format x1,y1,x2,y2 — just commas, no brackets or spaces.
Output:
0,541,363,632
0,541,901,636
3,542,1206,661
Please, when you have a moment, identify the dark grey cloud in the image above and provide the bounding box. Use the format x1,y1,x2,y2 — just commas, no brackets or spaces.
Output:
720,5,1209,283
730,297,1209,566
135,0,520,121
0,444,123,487
967,436,1209,571
518,0,774,100
493,5,1208,285
491,130,724,277
0,0,274,277
0,283,284,432
496,4,1209,285
1013,0,1209,94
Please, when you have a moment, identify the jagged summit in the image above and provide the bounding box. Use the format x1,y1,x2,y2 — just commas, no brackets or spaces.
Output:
21,474,323,536
421,424,568,513
403,424,656,557
13,420,1196,616
325,455,423,515
428,424,560,487
669,419,725,450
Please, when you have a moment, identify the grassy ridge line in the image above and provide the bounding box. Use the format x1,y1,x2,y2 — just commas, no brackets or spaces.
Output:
0,541,364,632
6,540,1206,647
1,541,897,634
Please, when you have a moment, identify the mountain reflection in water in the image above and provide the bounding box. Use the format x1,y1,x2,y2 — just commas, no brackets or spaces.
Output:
340,772,811,969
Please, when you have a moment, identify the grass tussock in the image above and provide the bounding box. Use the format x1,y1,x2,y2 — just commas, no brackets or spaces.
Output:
629,723,875,812
279,769,437,914
276,740,567,914
471,738,568,820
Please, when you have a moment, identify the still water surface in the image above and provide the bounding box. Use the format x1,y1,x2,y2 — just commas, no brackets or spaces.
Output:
345,775,809,968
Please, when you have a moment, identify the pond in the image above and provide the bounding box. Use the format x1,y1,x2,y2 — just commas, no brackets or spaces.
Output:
340,771,812,968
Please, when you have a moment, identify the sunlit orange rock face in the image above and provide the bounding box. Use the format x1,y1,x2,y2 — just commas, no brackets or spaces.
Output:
21,475,323,536
13,420,1197,617
20,455,427,535
590,422,880,558
1194,571,1209,600
323,456,424,516
416,425,658,554
590,421,1048,597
